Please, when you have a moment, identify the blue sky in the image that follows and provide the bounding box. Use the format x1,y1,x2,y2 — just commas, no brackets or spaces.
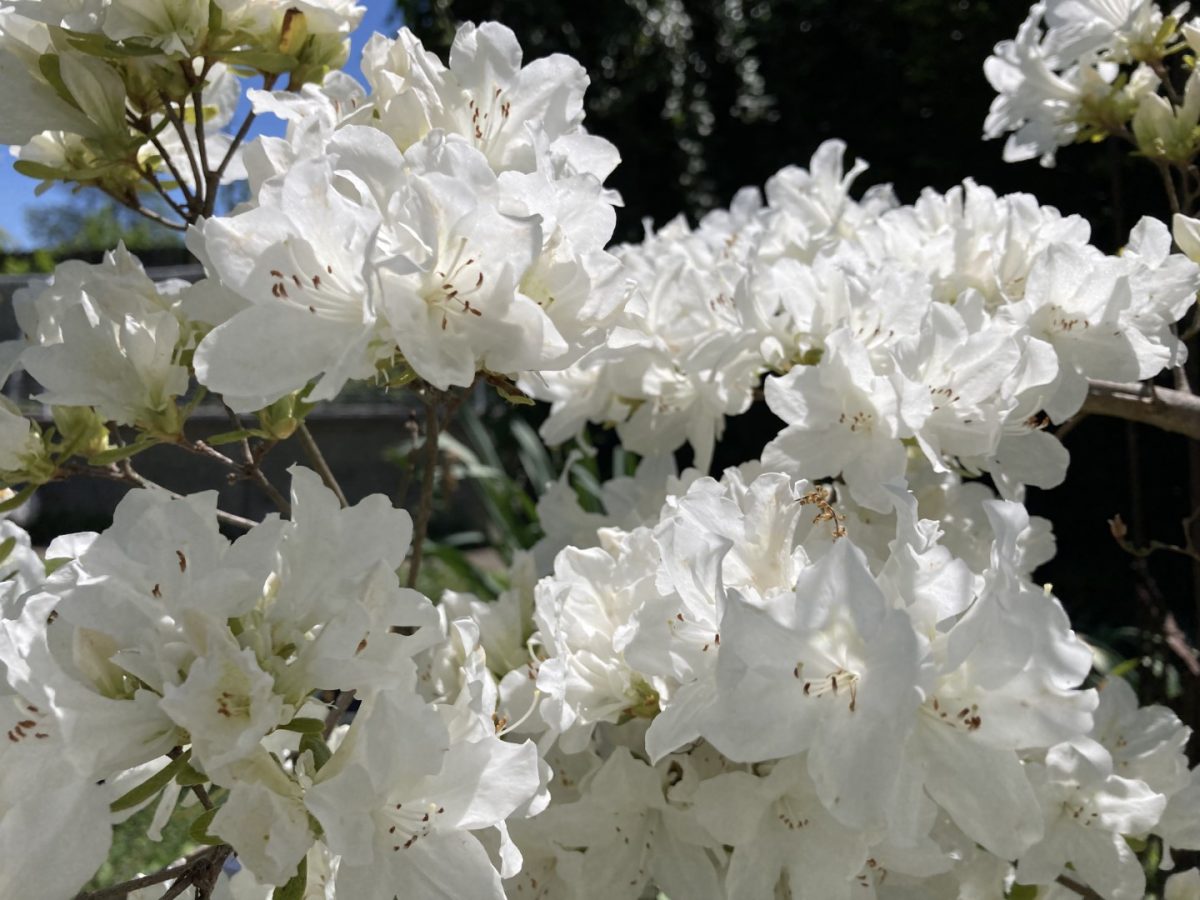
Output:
0,0,399,250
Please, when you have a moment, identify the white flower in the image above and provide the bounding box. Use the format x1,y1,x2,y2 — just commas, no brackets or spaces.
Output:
305,689,542,900
763,328,928,511
15,245,191,430
1018,739,1167,900
692,756,869,900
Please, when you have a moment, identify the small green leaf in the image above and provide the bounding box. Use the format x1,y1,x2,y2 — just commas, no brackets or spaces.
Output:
36,54,79,108
277,717,325,735
299,733,332,772
273,857,307,900
215,49,298,73
0,537,17,569
1007,885,1039,900
0,485,37,515
188,806,221,845
86,439,156,466
111,750,191,813
204,428,270,445
62,31,162,57
174,761,208,787
13,160,67,183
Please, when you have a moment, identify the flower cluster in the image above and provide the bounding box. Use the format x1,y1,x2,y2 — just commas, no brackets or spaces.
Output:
485,469,1200,899
189,21,627,409
0,6,1197,900
0,469,545,897
527,142,1199,504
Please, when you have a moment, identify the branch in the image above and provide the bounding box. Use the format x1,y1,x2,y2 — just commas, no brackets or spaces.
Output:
1080,379,1200,440
178,431,291,516
210,73,277,190
76,846,230,900
68,462,259,531
297,423,348,508
157,91,203,213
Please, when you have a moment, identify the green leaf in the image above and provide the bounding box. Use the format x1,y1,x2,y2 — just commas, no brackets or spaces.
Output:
215,49,297,73
37,54,79,109
13,160,67,183
0,485,37,515
0,537,17,569
299,733,332,772
62,31,162,57
188,806,221,845
273,857,307,900
277,717,325,735
174,761,208,787
111,750,191,813
1007,885,1039,900
204,428,270,445
85,442,155,467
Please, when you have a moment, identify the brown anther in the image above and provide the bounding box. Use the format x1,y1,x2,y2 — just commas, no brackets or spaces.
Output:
270,269,283,278
152,584,162,598
312,275,321,288
176,550,187,572
292,274,302,287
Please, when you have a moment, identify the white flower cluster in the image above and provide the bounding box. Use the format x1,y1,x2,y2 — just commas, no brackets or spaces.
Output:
189,21,628,409
481,468,1200,900
0,469,546,898
527,141,1200,504
982,0,1200,171
0,10,1197,900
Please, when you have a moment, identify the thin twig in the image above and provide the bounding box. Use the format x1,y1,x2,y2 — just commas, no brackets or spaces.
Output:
75,859,193,899
210,73,277,191
1156,159,1182,216
1056,874,1104,900
157,90,203,213
138,166,190,220
103,190,187,232
298,423,348,508
128,111,196,211
178,431,291,516
407,391,443,589
67,461,258,531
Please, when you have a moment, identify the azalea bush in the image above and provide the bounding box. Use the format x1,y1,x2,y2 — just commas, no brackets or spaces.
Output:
2,1,1200,899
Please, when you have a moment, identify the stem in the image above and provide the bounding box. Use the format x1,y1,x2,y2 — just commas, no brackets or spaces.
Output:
1056,874,1105,900
1156,159,1182,216
298,423,348,508
178,433,292,516
138,166,190,221
407,391,443,589
102,190,187,232
129,112,197,212
68,462,259,531
210,73,277,195
157,91,203,213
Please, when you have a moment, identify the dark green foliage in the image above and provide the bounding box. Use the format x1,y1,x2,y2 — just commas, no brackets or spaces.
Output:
395,0,1159,246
